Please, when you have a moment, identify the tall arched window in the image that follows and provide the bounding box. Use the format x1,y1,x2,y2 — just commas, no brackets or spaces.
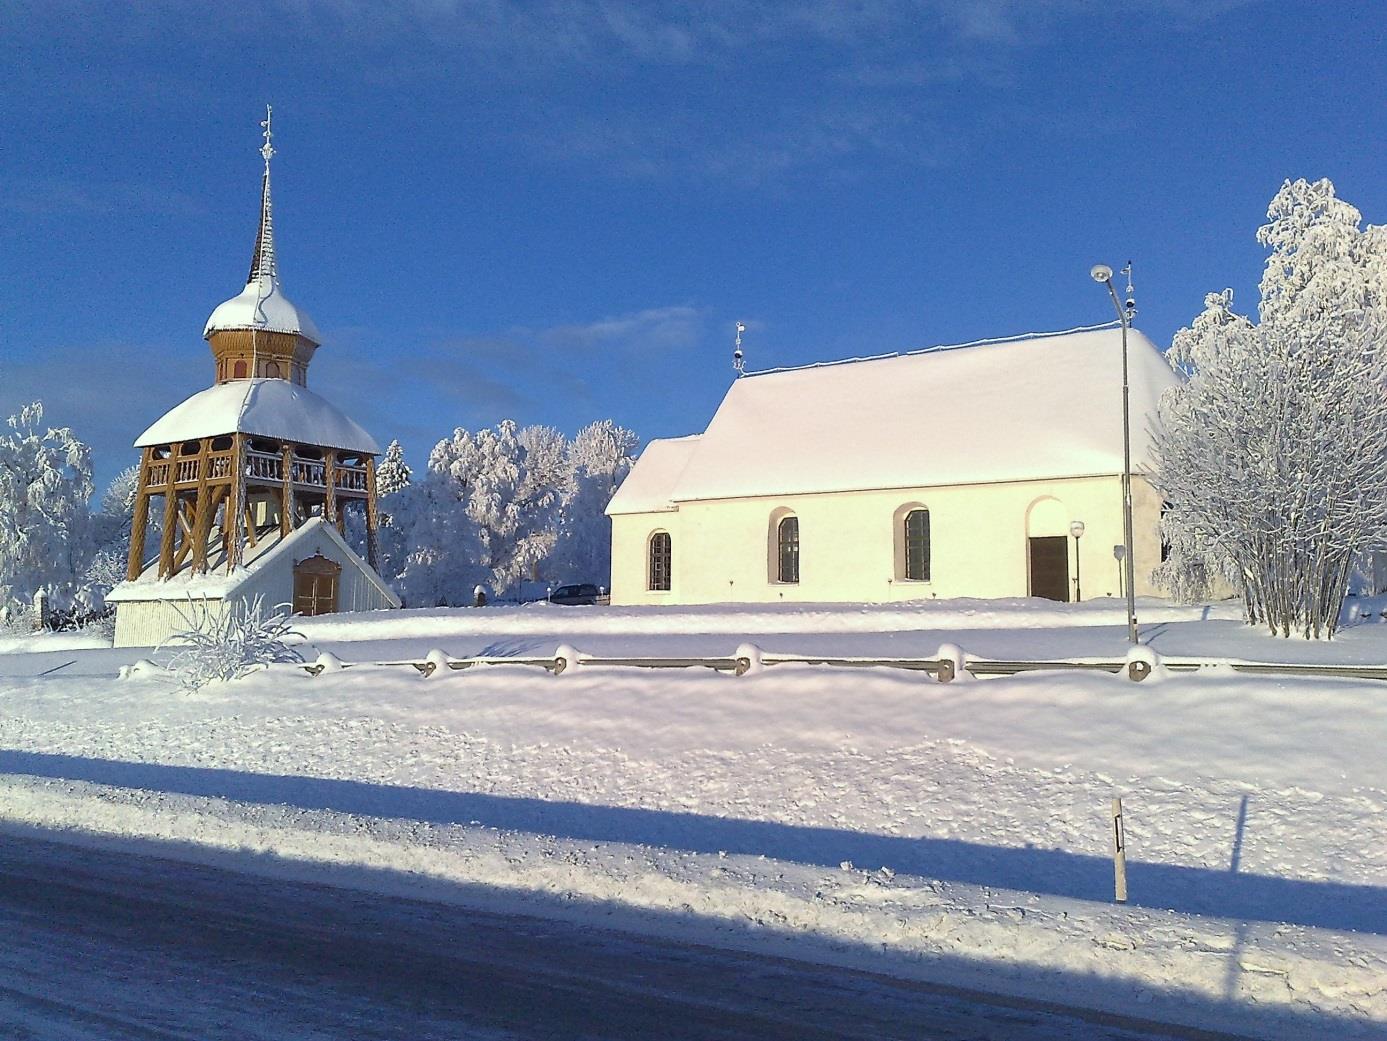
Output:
232,359,248,379
648,531,672,591
776,515,800,584
904,508,930,581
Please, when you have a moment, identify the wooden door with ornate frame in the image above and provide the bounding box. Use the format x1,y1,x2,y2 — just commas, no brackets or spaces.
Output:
293,554,341,616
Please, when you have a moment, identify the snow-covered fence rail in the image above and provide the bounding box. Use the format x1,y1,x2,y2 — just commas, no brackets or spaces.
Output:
296,649,1387,683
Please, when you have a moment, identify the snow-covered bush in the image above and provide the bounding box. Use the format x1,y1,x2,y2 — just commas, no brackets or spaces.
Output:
158,595,304,690
1155,179,1387,638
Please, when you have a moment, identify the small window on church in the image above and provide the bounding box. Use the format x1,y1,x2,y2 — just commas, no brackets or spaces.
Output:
648,532,672,591
233,359,248,379
904,508,930,581
776,515,800,584
265,360,281,378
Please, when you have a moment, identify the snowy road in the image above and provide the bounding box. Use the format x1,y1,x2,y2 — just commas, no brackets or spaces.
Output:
1,833,1246,1041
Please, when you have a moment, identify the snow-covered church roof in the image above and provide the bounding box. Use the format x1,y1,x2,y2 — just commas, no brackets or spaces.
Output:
608,324,1180,514
135,379,381,455
204,110,321,345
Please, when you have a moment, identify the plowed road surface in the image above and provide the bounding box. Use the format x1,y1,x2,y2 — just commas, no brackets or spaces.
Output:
0,833,1247,1040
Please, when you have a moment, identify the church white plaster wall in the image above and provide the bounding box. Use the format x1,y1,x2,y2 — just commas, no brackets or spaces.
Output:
610,475,1165,606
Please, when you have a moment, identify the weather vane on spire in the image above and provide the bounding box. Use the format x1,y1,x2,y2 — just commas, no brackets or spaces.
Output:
260,105,275,168
1121,261,1137,321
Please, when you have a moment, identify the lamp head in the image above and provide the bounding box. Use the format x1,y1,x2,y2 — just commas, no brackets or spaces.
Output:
1070,520,1086,539
1090,263,1113,283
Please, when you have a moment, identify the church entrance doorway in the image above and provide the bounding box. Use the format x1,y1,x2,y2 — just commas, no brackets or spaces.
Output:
1028,536,1070,602
293,554,341,616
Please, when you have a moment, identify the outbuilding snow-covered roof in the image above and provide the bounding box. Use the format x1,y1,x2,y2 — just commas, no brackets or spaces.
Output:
610,325,1179,510
135,379,381,455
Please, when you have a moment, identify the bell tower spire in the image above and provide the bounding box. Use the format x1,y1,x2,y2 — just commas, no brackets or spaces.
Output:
248,105,277,288
204,106,322,386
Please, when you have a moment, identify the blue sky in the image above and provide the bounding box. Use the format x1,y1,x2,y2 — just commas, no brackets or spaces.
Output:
2,1,1383,489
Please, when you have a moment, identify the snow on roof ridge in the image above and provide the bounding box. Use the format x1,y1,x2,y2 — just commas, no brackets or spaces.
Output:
744,320,1124,378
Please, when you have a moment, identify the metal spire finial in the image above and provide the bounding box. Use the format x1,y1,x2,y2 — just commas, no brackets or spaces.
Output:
733,321,746,376
260,105,275,169
248,106,278,288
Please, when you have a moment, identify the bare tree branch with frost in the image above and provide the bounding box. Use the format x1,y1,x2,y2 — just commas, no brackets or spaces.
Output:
158,595,304,690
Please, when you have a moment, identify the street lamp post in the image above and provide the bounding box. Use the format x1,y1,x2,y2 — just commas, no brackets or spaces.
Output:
1070,520,1085,602
1090,263,1139,645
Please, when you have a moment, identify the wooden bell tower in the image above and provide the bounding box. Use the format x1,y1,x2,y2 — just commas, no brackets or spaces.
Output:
124,108,382,585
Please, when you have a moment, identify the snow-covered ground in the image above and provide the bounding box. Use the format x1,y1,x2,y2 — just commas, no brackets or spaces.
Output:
2,599,1385,1039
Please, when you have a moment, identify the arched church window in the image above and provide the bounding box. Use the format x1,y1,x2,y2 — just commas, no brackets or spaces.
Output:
776,515,800,584
265,360,281,378
903,508,930,581
233,359,248,379
648,532,672,591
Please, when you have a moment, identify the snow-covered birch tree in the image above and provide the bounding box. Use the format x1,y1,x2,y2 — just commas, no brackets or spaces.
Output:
1154,178,1387,638
387,419,638,604
0,402,96,621
546,420,639,586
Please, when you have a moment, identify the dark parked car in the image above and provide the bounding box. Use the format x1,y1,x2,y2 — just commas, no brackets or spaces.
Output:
548,583,602,606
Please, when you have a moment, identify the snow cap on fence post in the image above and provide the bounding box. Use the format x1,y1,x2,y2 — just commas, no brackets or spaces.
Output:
1125,644,1162,682
118,659,162,681
312,651,344,676
734,642,763,676
553,644,581,676
420,649,450,677
934,643,966,683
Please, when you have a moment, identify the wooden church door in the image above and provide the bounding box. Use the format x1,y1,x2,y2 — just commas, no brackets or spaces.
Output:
293,554,341,616
1028,536,1070,602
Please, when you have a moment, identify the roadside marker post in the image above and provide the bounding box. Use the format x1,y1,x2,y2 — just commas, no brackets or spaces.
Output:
1112,797,1129,903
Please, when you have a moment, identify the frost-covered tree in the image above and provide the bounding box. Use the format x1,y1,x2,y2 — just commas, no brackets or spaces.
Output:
77,464,147,615
0,402,95,620
375,439,412,497
1155,179,1387,638
386,418,639,604
394,421,539,602
512,424,570,585
546,420,639,585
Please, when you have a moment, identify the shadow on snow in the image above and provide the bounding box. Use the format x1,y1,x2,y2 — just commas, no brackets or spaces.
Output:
3,749,1383,940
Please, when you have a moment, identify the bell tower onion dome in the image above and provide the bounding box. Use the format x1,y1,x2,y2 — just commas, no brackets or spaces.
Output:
204,106,322,387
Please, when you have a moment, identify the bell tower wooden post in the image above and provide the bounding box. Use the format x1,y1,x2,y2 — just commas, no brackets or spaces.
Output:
190,437,215,573
157,482,179,579
324,448,338,527
365,456,381,572
281,443,295,537
126,448,154,582
227,433,246,570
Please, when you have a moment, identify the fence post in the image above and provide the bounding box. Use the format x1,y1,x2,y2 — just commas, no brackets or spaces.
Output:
1112,796,1128,903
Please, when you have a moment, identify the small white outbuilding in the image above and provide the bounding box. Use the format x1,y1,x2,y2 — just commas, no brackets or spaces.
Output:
606,325,1180,606
109,518,399,648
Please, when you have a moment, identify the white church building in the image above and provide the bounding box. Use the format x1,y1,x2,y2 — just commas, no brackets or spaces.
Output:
606,325,1179,606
